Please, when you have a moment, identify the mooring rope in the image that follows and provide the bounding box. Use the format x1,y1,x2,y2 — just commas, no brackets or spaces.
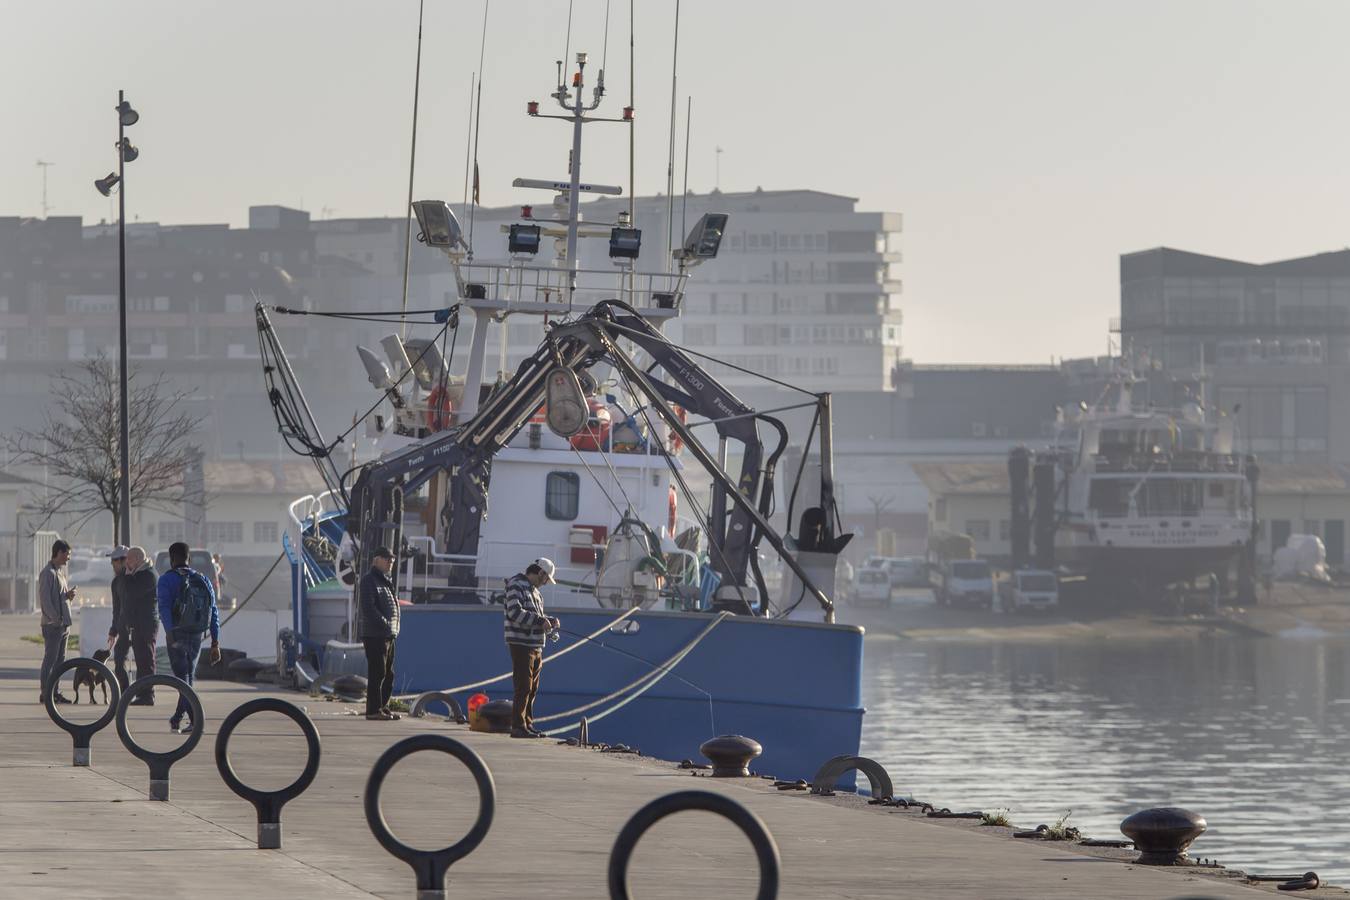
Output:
391,604,640,701
540,611,729,736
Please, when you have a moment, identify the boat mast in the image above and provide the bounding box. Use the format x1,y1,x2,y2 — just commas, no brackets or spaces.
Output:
563,54,588,299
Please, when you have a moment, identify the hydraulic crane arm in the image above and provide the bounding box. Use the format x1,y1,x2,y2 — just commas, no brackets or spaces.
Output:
346,300,835,620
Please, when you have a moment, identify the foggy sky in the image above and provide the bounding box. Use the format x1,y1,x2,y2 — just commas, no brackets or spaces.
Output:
5,0,1350,365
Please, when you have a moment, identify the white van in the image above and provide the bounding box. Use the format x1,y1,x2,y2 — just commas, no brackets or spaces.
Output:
934,559,995,609
853,566,893,606
1000,569,1059,613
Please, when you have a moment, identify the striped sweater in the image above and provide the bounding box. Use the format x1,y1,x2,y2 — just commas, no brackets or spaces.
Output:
503,574,548,648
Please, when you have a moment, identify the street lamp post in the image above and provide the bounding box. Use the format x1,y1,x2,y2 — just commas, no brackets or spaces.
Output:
94,91,138,544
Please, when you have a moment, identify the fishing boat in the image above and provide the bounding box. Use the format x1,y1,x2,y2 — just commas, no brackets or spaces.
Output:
261,45,864,782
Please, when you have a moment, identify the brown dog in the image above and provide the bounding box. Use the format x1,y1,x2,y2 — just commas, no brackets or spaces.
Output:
71,648,112,705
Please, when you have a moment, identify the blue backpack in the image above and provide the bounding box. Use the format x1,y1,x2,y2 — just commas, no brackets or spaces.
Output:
172,568,213,635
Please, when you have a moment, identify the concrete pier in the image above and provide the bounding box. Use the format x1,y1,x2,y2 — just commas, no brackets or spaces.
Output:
0,617,1331,899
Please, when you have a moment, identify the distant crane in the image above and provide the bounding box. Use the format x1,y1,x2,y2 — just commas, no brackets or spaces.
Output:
35,159,54,217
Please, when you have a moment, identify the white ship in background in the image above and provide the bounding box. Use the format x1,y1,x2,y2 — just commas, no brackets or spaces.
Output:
1043,372,1257,602
1015,367,1258,604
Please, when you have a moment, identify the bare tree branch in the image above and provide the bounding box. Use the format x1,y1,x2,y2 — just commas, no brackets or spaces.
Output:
2,354,204,543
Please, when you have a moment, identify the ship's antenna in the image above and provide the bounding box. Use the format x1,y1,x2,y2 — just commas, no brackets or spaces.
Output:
680,95,691,243
398,0,426,339
461,73,475,214
562,0,575,72
36,160,54,217
467,0,491,259
627,0,636,224
664,0,682,273
602,0,612,71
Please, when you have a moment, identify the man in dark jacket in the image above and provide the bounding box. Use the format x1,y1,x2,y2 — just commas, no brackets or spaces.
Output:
122,547,160,704
105,546,131,691
503,557,559,738
359,546,401,721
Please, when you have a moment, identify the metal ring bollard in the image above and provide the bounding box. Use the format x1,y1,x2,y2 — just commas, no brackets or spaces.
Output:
45,657,121,766
608,790,780,900
115,674,204,800
810,754,894,800
364,734,495,900
410,691,468,724
215,697,322,849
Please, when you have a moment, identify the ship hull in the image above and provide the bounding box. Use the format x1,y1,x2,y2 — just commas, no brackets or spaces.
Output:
391,606,864,783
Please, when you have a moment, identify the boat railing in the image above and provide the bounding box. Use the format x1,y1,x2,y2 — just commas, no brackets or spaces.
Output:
454,260,688,312
286,490,343,588
1088,506,1253,521
1090,453,1244,474
399,534,601,604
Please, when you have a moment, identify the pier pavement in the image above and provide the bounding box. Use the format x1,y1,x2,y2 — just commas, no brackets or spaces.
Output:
0,616,1318,899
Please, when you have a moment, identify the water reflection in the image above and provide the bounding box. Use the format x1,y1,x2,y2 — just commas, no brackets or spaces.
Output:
860,636,1350,882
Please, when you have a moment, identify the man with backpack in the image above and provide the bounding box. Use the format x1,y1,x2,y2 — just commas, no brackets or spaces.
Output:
156,542,222,733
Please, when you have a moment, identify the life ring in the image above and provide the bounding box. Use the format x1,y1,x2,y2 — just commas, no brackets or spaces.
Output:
669,405,687,454
425,385,453,431
668,485,677,535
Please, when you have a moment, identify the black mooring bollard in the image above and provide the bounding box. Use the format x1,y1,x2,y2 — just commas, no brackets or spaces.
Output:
45,657,121,767
1120,807,1208,865
698,734,762,777
608,790,780,900
115,674,204,800
365,734,495,899
215,697,321,849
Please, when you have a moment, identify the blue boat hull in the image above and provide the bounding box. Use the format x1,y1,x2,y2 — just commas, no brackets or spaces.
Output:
390,606,865,783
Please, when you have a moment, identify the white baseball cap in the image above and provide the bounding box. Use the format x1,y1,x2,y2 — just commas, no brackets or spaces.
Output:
533,557,556,583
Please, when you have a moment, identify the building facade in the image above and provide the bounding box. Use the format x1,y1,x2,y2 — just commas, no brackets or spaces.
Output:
1118,248,1350,463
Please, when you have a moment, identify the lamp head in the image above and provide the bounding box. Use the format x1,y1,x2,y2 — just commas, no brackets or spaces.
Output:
411,200,464,250
120,139,138,163
678,212,729,261
608,226,642,260
94,172,120,197
508,223,541,255
117,99,139,127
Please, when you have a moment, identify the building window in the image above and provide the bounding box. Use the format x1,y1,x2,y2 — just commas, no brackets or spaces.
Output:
934,498,947,522
545,472,580,521
253,521,279,544
966,519,991,541
204,521,244,545
159,521,186,544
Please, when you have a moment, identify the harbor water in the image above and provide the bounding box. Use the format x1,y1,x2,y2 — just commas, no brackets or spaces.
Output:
860,628,1350,883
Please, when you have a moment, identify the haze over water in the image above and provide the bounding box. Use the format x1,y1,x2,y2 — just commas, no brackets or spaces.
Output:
860,630,1350,883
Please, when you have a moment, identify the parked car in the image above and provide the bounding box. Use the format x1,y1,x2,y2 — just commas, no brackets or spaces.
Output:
933,558,995,610
852,566,893,606
154,548,222,599
862,556,927,589
999,569,1059,613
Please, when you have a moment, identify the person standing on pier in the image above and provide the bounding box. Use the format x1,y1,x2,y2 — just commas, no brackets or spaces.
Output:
157,542,221,733
359,546,400,721
37,540,76,705
121,547,160,705
105,546,131,691
503,558,559,739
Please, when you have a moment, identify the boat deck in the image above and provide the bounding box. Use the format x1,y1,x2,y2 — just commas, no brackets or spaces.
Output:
0,616,1317,898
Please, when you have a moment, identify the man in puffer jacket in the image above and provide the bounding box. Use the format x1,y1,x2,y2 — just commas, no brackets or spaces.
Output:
359,546,401,721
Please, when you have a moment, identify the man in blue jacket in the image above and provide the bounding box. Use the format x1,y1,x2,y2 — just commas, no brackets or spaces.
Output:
157,542,221,733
